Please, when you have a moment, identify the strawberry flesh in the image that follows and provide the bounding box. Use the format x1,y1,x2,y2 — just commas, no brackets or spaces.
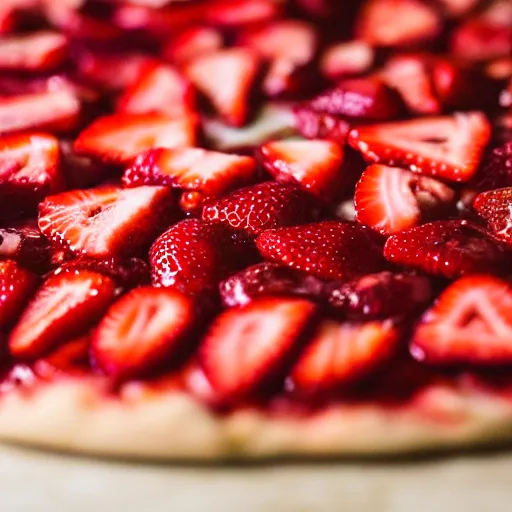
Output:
473,187,512,246
294,105,350,143
0,224,51,271
472,141,512,191
164,26,223,65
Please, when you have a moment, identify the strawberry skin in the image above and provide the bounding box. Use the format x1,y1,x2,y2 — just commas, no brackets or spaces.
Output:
200,297,317,401
384,220,509,279
473,187,512,246
348,112,491,183
202,181,316,236
74,113,199,164
9,270,117,360
256,220,385,280
92,287,196,380
411,275,512,365
0,259,38,330
291,319,399,394
354,164,455,235
0,224,51,270
259,139,344,200
473,141,512,191
39,185,175,258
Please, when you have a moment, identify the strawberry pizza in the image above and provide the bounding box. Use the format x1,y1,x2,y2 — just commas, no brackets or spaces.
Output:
0,0,511,460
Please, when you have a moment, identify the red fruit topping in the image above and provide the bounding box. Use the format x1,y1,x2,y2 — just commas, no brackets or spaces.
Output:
260,139,344,200
74,113,198,164
473,141,512,191
185,48,261,126
39,185,175,258
473,188,512,246
384,220,509,279
294,105,350,143
256,221,385,280
34,336,91,378
123,147,256,199
0,224,51,270
117,61,196,118
356,0,441,47
320,41,374,81
164,26,223,65
354,164,455,235
0,259,38,329
308,78,405,121
206,0,281,28
411,275,512,365
202,181,316,236
348,112,491,183
291,319,400,394
436,0,479,18
0,31,67,72
92,287,196,380
219,262,325,308
150,218,236,295
327,271,433,320
200,297,317,401
9,270,117,360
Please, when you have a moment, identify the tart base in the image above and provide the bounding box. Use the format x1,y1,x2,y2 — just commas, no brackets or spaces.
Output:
1,378,512,460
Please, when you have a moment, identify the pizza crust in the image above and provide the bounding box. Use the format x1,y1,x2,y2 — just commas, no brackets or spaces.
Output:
1,378,512,460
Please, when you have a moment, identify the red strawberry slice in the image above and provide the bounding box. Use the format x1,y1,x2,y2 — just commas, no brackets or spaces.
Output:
9,270,117,360
294,105,350,143
291,319,399,394
356,0,441,47
74,113,198,164
0,223,51,270
473,188,512,246
259,139,345,200
348,112,491,183
164,26,223,65
200,297,317,401
0,259,38,329
383,220,509,279
202,181,316,236
117,61,196,118
39,185,175,258
206,0,281,28
437,0,479,17
0,31,67,71
320,40,375,81
354,164,455,235
411,275,512,365
185,48,261,127
149,218,238,295
256,220,385,280
0,133,64,217
92,287,196,380
308,78,405,121
123,147,256,199
0,88,80,134
219,262,325,308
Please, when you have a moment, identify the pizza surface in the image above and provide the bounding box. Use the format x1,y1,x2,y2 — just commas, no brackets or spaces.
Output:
0,0,512,459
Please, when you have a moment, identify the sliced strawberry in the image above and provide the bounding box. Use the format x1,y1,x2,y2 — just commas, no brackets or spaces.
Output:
383,220,509,278
200,297,317,401
436,0,479,17
38,185,175,258
0,259,38,329
92,287,196,380
326,271,433,321
259,139,345,200
0,31,67,72
185,48,261,127
0,88,80,134
473,188,512,246
307,78,405,121
205,0,282,28
354,164,455,235
356,0,441,47
0,133,64,217
320,40,375,81
0,224,51,270
117,61,196,118
219,262,325,308
123,147,256,200
202,181,316,236
149,218,239,295
486,57,512,81
163,26,223,65
294,105,350,143
9,270,117,360
348,112,491,183
290,319,399,394
473,141,512,191
256,221,385,280
74,113,198,164
411,275,512,365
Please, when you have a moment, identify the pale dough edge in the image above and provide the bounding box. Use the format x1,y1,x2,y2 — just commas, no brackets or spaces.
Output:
1,378,512,460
